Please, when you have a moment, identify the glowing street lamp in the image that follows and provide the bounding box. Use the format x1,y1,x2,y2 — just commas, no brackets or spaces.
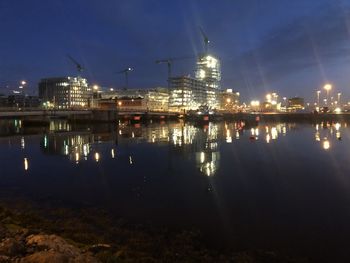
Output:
324,84,332,105
91,85,100,108
19,80,27,109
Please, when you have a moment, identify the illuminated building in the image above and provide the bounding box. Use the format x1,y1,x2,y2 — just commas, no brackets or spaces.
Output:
288,97,304,111
219,89,240,111
263,92,280,112
38,77,90,109
168,54,222,112
102,88,169,111
195,54,221,89
169,76,218,112
265,92,278,104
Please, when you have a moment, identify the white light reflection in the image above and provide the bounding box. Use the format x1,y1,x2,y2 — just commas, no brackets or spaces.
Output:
83,145,89,158
235,131,240,139
75,153,80,164
315,132,320,141
21,137,25,149
271,127,278,140
226,129,232,143
335,123,341,131
323,138,330,150
24,158,29,171
44,135,48,148
200,152,205,163
95,152,100,162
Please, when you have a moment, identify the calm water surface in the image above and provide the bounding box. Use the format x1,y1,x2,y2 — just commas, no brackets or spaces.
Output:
1,120,350,261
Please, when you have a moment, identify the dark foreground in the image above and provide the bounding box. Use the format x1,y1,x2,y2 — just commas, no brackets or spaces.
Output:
0,199,308,263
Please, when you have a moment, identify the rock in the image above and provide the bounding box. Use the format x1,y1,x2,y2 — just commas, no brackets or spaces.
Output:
0,237,25,256
24,234,99,263
0,255,10,263
26,234,81,257
0,225,7,240
20,250,69,263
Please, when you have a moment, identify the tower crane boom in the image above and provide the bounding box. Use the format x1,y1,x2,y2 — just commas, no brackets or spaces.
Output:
67,54,84,73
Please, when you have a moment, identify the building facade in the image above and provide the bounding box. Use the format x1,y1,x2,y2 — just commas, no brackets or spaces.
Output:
38,77,90,109
288,97,304,111
169,76,219,112
101,88,169,111
168,54,222,112
218,89,240,112
195,54,221,89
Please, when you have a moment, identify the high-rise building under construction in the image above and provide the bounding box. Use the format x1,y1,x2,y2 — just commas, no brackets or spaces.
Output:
168,27,223,112
195,54,221,89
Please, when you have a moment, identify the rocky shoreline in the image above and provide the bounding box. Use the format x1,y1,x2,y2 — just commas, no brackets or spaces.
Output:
0,201,308,262
0,233,98,262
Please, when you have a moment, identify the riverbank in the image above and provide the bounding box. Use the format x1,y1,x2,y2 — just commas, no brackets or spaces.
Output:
0,199,308,263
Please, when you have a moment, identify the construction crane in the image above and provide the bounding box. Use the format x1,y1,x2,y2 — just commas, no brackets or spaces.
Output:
155,56,194,88
67,54,84,73
117,67,133,90
199,26,210,54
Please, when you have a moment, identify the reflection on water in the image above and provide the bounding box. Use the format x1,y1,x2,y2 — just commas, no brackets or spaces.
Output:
23,157,29,171
314,122,344,151
2,119,348,177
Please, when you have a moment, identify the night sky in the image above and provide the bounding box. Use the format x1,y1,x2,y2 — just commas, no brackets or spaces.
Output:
1,0,350,102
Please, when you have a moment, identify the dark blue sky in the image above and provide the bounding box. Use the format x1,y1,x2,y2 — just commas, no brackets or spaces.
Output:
1,0,350,102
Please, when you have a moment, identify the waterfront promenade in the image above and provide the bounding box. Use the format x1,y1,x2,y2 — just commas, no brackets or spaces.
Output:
1,107,350,124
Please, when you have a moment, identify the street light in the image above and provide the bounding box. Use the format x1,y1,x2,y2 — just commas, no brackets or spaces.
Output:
317,90,321,106
20,80,27,109
338,92,341,105
324,84,332,105
92,85,99,108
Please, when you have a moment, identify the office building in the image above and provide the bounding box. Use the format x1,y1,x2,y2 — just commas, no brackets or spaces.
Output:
169,76,219,112
288,97,305,111
38,77,90,109
101,88,169,111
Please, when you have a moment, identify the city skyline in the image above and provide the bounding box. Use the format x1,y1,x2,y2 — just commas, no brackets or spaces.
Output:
1,0,350,102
